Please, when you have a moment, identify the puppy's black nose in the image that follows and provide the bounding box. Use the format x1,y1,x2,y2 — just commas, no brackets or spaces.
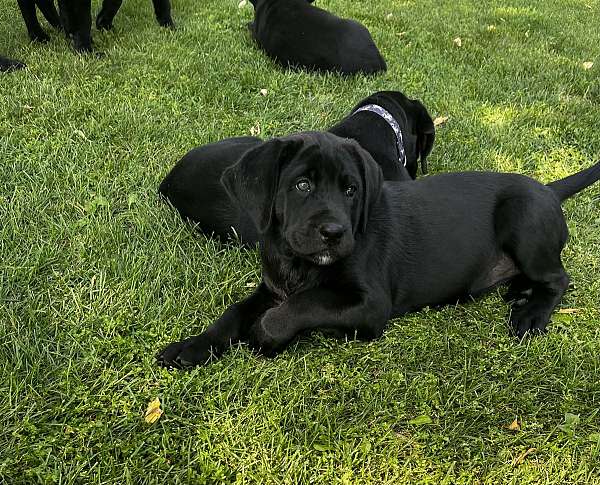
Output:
319,223,345,243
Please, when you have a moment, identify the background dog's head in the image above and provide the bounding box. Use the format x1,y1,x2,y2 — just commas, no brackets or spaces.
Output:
354,90,436,178
222,132,382,265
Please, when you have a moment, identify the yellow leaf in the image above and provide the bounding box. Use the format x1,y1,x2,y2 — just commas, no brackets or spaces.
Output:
144,397,163,424
583,61,593,70
558,308,580,314
507,419,520,431
487,25,497,32
453,37,462,47
512,447,536,466
434,116,449,127
250,123,261,136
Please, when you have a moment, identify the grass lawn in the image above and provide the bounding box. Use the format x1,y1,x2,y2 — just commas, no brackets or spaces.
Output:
1,0,600,482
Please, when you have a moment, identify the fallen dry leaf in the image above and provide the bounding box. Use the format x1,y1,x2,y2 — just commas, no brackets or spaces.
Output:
433,116,449,127
260,88,268,96
238,0,247,8
453,37,462,47
512,447,536,467
507,419,520,431
558,308,580,314
250,123,261,136
144,397,163,424
583,61,594,70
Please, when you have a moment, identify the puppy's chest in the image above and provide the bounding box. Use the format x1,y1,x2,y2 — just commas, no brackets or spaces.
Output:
263,260,323,301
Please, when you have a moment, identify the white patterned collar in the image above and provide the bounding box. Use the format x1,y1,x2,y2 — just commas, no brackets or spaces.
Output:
352,103,406,167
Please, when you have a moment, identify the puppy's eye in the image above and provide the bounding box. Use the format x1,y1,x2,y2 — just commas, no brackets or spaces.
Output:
345,185,357,197
296,179,311,192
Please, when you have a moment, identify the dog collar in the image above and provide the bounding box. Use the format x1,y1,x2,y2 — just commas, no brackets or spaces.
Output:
352,104,406,166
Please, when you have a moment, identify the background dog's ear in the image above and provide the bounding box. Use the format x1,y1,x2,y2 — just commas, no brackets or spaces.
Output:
221,137,303,233
413,100,435,175
348,143,383,233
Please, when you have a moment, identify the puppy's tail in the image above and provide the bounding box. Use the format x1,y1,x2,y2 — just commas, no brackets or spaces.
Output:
547,160,600,202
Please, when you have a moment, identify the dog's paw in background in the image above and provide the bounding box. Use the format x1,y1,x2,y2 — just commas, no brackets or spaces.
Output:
156,335,215,369
0,56,26,72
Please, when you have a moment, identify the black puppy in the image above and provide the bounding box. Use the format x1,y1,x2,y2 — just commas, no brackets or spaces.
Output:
0,55,26,71
157,131,600,368
159,91,434,245
17,0,173,52
249,0,386,74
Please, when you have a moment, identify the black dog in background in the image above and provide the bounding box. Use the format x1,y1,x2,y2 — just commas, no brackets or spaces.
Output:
159,91,435,245
0,54,26,71
17,0,173,52
157,132,600,368
249,0,386,75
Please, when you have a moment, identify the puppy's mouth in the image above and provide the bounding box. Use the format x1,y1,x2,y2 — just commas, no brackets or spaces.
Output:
309,250,336,266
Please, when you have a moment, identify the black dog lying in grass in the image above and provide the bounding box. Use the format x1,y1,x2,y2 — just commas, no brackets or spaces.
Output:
17,0,173,52
249,0,386,74
159,91,435,245
157,131,600,368
0,55,26,71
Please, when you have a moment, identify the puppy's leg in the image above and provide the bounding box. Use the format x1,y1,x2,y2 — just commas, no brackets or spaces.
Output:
505,218,570,337
35,0,62,29
58,0,93,52
151,0,174,27
17,0,50,43
156,284,275,368
96,0,123,30
503,274,533,306
248,289,390,356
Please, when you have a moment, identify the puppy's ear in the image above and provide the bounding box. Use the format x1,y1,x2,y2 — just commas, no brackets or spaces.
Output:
413,100,435,175
348,143,383,233
221,137,303,233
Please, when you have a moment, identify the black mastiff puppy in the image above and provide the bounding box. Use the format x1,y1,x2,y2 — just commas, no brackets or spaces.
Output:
16,0,173,52
0,55,26,71
249,0,386,74
157,131,600,368
159,91,435,245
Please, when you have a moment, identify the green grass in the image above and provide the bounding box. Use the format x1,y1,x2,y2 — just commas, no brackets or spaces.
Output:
1,0,600,482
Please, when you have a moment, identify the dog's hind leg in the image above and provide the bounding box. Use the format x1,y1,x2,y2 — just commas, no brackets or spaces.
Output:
17,0,50,42
503,274,533,306
35,0,61,29
498,198,570,338
151,0,174,27
96,0,123,30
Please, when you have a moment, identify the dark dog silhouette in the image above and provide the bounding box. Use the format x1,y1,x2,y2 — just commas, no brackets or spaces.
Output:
16,0,173,52
249,0,386,74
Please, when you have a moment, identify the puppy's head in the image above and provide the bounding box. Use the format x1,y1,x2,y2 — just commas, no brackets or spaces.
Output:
385,91,435,177
359,91,435,178
222,132,382,265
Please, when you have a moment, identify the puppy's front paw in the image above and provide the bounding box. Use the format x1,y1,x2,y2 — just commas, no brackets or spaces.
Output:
509,307,549,339
247,319,282,358
156,336,214,369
